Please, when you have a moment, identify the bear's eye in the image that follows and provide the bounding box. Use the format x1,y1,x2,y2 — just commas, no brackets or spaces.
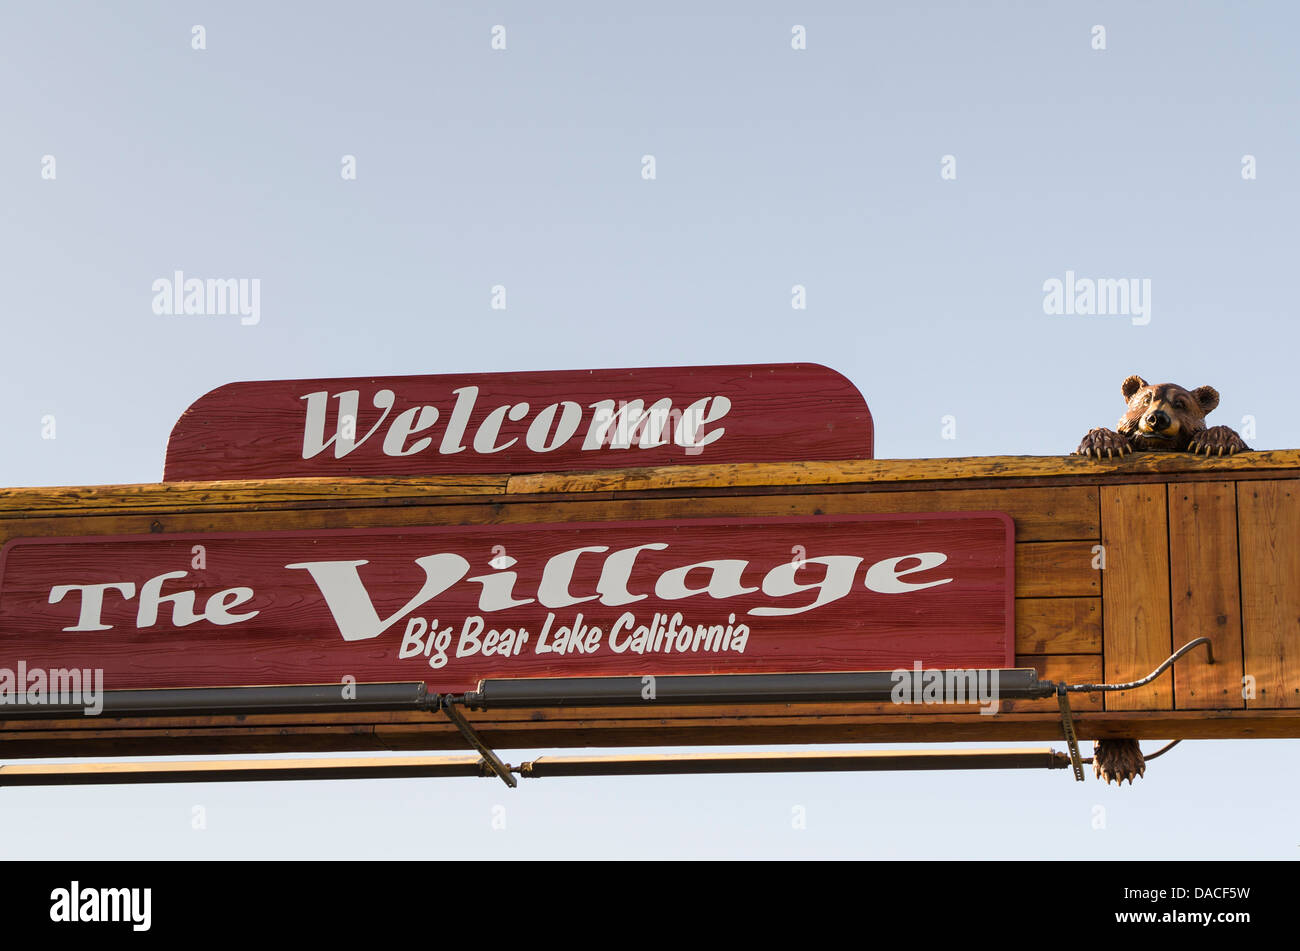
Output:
1174,399,1186,409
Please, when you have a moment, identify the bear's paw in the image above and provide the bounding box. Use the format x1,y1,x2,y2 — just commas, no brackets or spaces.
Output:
1093,738,1146,785
1075,427,1133,459
1187,425,1251,457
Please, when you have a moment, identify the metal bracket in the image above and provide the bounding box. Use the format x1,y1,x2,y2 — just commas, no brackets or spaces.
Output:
1055,686,1085,782
440,696,517,788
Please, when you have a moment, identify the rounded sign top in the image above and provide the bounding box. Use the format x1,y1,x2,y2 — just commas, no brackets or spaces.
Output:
163,363,872,481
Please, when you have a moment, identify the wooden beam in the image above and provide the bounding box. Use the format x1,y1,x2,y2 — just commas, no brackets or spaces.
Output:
3,450,1297,519
0,475,509,518
3,708,1299,760
507,449,1300,496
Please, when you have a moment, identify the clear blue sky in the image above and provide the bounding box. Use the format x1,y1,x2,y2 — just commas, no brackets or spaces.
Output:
2,1,1297,858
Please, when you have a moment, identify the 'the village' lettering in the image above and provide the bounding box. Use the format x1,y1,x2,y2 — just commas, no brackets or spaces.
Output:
43,544,953,639
3,514,1010,688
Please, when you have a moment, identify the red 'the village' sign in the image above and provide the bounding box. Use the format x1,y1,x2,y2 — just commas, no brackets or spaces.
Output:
162,363,873,482
0,513,1011,693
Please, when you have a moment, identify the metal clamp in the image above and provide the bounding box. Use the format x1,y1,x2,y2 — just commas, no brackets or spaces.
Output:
439,695,516,788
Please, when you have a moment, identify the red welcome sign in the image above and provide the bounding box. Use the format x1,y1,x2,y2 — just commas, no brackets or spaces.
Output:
0,513,1012,693
162,363,872,482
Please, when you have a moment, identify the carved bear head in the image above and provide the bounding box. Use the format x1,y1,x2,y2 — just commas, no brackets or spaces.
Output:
1117,375,1219,451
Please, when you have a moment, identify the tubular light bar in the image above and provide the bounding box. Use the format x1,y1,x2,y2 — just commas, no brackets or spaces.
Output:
1,670,1061,720
463,669,1056,709
0,748,1072,787
2,682,435,719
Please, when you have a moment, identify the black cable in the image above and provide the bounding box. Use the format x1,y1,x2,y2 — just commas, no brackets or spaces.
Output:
1064,637,1215,694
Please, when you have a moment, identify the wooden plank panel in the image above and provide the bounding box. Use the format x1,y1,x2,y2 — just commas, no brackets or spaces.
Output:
0,486,1097,544
1015,598,1102,654
1015,542,1099,597
1238,481,1300,709
1168,482,1245,710
1101,484,1172,711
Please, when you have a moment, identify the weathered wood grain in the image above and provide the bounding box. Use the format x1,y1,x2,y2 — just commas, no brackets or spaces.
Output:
1238,481,1300,709
1101,484,1173,711
0,476,508,518
507,449,1300,495
0,486,1097,544
1015,598,1102,654
1015,542,1100,597
1168,482,1245,710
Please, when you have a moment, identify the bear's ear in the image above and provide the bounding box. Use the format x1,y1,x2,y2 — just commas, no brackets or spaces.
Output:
1192,385,1220,415
1121,375,1148,401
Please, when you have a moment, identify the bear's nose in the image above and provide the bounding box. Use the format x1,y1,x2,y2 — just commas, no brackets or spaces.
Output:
1146,410,1171,430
